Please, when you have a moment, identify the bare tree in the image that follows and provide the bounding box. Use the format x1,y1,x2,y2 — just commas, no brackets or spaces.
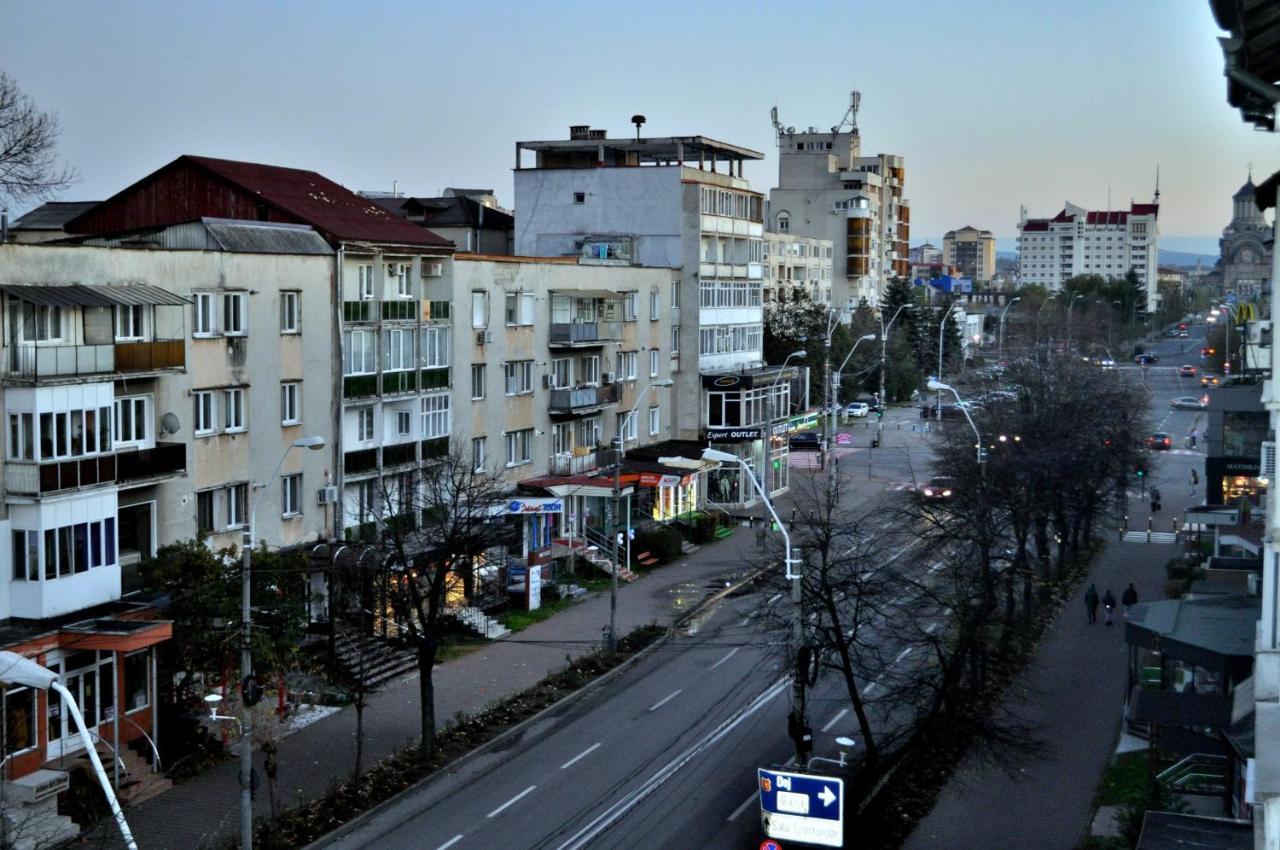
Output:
0,72,78,205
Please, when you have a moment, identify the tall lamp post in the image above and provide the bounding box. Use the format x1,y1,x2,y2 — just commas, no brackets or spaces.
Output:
1065,294,1084,353
927,379,983,465
0,653,137,849
936,302,964,416
827,333,876,464
608,379,674,652
997,296,1020,360
878,304,914,448
242,435,326,850
1035,292,1059,356
702,448,810,763
764,352,805,535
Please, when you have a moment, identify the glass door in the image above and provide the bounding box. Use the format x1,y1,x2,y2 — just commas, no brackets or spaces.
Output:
47,651,114,760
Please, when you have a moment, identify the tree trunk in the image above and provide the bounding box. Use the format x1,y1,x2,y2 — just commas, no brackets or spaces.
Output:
417,641,438,751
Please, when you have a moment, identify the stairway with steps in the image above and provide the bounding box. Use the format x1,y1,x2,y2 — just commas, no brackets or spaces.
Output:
450,606,511,640
330,630,420,689
74,739,172,809
552,536,636,582
1122,531,1178,544
680,541,701,556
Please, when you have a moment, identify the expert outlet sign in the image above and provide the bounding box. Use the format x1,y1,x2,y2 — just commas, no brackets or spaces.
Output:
758,768,843,848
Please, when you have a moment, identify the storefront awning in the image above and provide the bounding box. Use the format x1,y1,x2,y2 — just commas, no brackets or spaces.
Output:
549,289,622,300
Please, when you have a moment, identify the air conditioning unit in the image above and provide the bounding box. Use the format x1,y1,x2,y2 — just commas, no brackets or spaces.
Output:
317,486,338,505
603,371,616,384
421,261,443,277
476,330,489,345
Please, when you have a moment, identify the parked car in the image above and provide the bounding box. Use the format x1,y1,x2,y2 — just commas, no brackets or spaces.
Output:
920,476,955,499
789,432,822,451
844,402,870,418
1178,365,1196,378
1165,328,1181,338
1145,432,1173,450
1135,353,1159,365
1170,396,1206,411
1201,374,1221,387
1178,330,1189,338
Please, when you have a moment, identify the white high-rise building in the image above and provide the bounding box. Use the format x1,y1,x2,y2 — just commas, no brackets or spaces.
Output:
1016,198,1161,312
767,92,910,309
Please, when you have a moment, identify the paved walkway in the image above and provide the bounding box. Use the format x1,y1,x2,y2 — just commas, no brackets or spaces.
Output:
903,488,1183,848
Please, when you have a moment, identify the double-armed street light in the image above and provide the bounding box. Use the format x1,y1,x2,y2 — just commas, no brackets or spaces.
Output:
997,296,1020,359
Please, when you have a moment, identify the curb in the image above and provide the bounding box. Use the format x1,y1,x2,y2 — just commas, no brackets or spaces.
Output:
306,558,768,848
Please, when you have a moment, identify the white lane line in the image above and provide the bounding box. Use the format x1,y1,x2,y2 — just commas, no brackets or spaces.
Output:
765,592,782,606
649,689,683,712
728,792,756,821
861,682,878,697
738,617,750,627
560,742,601,770
435,837,463,850
926,621,939,634
710,647,741,670
928,562,943,574
487,785,537,818
895,646,913,663
821,707,849,733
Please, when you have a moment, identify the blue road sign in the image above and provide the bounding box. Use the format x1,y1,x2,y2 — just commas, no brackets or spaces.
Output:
758,768,844,848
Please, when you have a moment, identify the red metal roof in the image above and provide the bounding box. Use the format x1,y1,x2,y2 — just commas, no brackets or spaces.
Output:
1085,210,1129,225
1129,203,1159,216
1051,208,1075,223
1021,220,1049,232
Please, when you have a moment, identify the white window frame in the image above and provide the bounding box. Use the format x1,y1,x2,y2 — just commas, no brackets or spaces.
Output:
114,395,151,449
649,349,659,378
357,407,375,442
344,329,376,375
472,291,489,329
115,305,147,341
223,388,246,433
394,409,412,437
358,264,375,300
504,360,533,395
420,325,450,368
384,328,414,372
282,474,301,517
471,436,487,472
194,391,215,436
504,292,535,326
649,405,660,436
395,263,413,298
504,428,533,467
226,483,248,529
281,383,300,426
193,292,216,336
650,289,660,319
420,393,450,439
624,291,638,321
223,292,247,337
470,364,486,400
280,291,301,334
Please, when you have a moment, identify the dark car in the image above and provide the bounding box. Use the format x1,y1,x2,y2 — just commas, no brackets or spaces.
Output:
1135,353,1159,365
920,476,955,499
1178,365,1196,378
789,432,822,451
1145,432,1173,451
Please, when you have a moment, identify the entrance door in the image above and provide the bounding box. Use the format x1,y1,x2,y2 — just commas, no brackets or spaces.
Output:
46,651,115,760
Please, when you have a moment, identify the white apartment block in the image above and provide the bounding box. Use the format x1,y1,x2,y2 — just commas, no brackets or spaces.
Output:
1017,200,1161,313
513,126,788,509
763,232,835,305
767,94,911,309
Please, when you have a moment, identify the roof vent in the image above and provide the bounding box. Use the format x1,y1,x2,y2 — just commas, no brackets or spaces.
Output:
570,125,590,140
588,129,607,140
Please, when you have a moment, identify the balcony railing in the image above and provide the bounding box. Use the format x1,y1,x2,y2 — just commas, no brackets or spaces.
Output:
343,301,376,323
344,448,379,475
548,382,621,413
549,449,615,476
423,300,451,321
549,322,621,346
5,454,117,496
343,368,451,400
116,340,185,372
117,442,186,483
383,442,416,468
382,300,417,321
8,340,185,379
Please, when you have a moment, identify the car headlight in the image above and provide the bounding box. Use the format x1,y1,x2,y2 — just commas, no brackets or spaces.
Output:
942,490,952,497
923,488,934,496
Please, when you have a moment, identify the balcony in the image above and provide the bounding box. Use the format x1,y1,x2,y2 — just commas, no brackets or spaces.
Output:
116,340,184,372
343,301,376,323
549,322,621,347
423,300,451,321
117,443,186,484
344,448,379,475
383,441,416,468
549,448,615,476
548,382,621,415
382,300,417,321
8,340,184,380
6,454,117,496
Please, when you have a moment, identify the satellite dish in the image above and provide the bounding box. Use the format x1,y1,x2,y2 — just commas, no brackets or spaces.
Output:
161,412,181,435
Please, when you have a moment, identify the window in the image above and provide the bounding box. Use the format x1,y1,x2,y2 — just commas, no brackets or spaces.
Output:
471,436,487,472
671,326,680,354
383,328,414,371
776,212,790,233
505,292,535,326
194,293,215,335
358,264,375,300
281,474,301,517
226,483,247,529
649,349,659,378
649,406,660,436
581,355,600,385
114,396,149,447
395,263,412,298
11,530,36,581
281,383,300,425
223,388,245,432
649,289,660,319
471,291,489,328
504,360,533,395
421,394,450,438
116,305,146,340
504,429,533,466
551,358,573,389
7,413,32,460
671,280,680,308
357,407,375,442
280,291,300,333
196,490,215,534
124,651,149,713
223,293,247,336
394,410,412,437
4,686,35,756
624,292,638,321
420,326,449,368
573,192,586,204
616,351,637,381
470,364,486,400
194,391,215,435
616,411,638,443
343,329,376,375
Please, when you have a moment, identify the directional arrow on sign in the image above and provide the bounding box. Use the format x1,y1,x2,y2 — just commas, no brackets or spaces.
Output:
819,785,837,807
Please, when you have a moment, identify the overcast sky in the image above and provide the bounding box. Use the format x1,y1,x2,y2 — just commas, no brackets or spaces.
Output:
1,0,1271,249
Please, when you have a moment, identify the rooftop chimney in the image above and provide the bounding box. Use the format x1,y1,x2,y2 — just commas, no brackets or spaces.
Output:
570,125,590,140
587,129,607,140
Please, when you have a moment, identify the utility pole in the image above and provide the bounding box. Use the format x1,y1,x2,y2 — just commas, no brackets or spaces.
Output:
609,434,621,653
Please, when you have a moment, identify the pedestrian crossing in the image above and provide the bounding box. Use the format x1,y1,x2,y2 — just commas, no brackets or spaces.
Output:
1121,531,1178,544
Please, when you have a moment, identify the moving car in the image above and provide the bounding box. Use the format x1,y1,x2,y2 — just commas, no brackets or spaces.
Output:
1170,396,1206,411
920,476,955,499
1178,330,1189,338
1145,432,1173,451
1178,365,1196,378
1201,374,1221,387
844,402,870,418
1135,353,1159,365
789,432,822,451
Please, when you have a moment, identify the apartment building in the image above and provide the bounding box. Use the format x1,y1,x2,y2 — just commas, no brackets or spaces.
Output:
942,226,997,284
513,125,792,510
763,232,835,305
1017,199,1160,313
767,92,911,309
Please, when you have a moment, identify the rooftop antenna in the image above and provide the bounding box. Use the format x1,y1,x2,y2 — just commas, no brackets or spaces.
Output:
770,105,784,145
631,114,646,141
1154,164,1160,203
832,89,861,134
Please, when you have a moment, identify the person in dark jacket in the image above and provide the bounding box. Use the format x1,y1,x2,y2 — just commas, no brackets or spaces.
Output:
1103,589,1117,626
1121,582,1138,614
1084,584,1099,624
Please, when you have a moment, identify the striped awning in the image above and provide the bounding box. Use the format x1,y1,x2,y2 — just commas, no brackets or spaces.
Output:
0,284,190,308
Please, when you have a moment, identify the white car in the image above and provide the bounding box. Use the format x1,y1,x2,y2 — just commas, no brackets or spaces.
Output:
844,402,870,418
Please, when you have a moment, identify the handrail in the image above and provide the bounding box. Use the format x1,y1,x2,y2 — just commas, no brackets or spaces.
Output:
115,712,162,774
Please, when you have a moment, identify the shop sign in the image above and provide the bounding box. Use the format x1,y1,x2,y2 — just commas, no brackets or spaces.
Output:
505,499,564,514
706,427,762,442
638,473,684,487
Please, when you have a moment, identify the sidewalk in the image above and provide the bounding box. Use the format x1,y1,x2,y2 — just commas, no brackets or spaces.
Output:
903,511,1178,849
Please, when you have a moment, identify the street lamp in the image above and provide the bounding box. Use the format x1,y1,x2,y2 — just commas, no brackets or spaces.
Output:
936,302,964,415
0,652,137,849
997,296,1020,359
700,447,809,763
828,334,876,464
241,435,325,849
1066,294,1084,352
764,352,805,529
608,379,674,652
927,378,983,465
878,304,914,449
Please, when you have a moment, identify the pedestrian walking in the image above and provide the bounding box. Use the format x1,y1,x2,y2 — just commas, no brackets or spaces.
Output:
1084,584,1099,624
1190,429,1198,449
1121,582,1138,614
1103,589,1117,626
1150,487,1162,513
1190,468,1199,497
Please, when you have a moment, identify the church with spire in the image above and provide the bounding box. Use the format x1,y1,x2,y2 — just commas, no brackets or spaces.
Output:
1206,168,1273,303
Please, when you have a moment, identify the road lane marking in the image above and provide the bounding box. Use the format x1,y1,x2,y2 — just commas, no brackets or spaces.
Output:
728,792,756,821
738,617,750,627
895,647,913,663
710,647,740,670
649,689,683,712
926,621,939,634
487,785,536,818
862,682,878,697
435,837,463,850
821,707,849,733
560,743,601,770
